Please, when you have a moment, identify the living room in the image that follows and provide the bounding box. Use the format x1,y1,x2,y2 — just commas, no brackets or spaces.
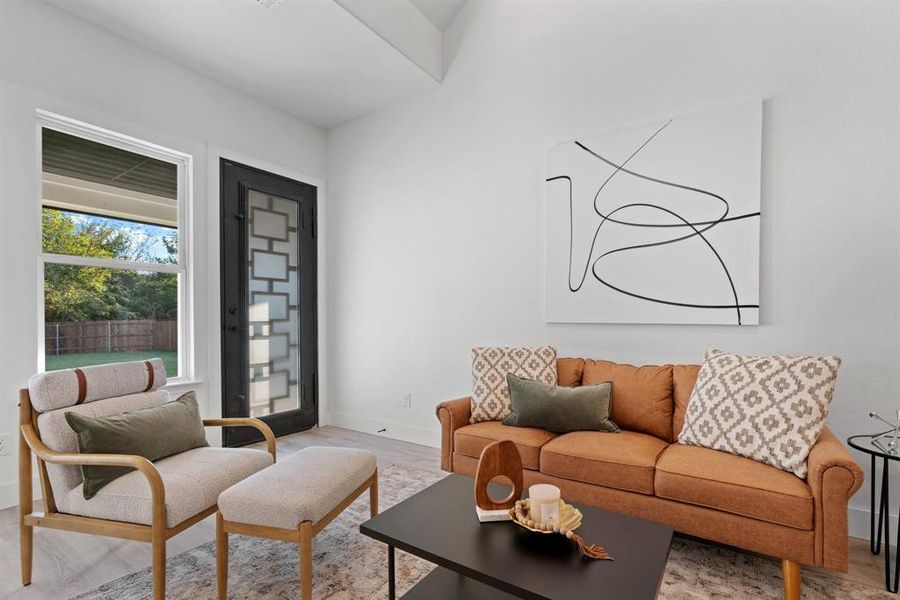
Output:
1,0,898,598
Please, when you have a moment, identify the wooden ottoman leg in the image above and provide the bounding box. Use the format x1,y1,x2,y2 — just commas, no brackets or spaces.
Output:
370,472,379,517
217,512,228,600
300,521,313,600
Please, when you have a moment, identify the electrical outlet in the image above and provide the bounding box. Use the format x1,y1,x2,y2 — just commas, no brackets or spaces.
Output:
402,393,412,408
0,432,10,457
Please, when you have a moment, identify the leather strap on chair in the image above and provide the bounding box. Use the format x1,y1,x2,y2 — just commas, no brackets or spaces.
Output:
74,369,87,405
144,361,155,392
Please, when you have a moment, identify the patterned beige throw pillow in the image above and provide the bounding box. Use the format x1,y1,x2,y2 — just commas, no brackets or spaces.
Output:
678,349,841,478
470,346,558,423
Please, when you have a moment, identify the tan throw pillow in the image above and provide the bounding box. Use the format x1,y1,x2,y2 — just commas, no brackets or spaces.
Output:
678,349,840,478
470,346,557,423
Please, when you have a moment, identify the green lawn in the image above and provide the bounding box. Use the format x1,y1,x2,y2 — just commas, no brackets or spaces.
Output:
46,350,178,377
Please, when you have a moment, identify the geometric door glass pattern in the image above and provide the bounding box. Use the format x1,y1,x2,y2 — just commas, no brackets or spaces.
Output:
246,189,300,417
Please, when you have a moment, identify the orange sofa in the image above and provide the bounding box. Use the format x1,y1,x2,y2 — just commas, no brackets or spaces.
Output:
436,358,864,600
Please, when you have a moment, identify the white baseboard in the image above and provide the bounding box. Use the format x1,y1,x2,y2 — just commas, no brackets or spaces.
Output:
0,476,42,510
0,480,16,509
323,411,440,448
849,504,895,542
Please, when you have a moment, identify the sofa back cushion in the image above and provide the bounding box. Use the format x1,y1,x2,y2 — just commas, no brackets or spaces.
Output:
556,358,585,387
672,364,701,440
582,360,674,441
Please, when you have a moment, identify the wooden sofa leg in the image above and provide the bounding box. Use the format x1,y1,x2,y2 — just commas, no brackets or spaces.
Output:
782,559,800,600
20,522,32,586
19,402,34,587
152,527,166,600
370,473,379,517
300,521,313,600
216,512,228,600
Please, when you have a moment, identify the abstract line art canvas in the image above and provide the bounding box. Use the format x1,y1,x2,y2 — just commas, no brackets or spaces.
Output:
545,102,761,325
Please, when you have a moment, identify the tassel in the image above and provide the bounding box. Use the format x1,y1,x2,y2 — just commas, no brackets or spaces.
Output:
571,533,613,560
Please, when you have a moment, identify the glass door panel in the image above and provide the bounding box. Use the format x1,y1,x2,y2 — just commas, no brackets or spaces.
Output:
246,190,300,417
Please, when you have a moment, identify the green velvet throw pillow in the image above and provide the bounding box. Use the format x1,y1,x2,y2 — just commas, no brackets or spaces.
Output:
65,391,209,500
502,374,619,433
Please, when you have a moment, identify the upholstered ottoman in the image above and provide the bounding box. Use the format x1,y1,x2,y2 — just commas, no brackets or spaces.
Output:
216,446,378,600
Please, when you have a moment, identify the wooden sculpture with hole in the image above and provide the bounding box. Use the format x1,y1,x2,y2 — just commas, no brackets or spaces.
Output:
474,440,524,522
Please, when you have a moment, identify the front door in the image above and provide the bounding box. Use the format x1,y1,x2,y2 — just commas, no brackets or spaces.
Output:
220,159,318,446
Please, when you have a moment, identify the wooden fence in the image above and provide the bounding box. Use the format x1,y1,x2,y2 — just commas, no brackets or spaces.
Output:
45,319,177,355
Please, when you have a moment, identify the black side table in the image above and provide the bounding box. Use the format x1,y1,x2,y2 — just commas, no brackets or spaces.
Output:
848,432,900,592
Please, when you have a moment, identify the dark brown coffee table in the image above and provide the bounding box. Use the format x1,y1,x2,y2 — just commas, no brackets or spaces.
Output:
360,474,673,599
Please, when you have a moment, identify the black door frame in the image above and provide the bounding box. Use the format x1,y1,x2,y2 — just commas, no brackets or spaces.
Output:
220,158,318,446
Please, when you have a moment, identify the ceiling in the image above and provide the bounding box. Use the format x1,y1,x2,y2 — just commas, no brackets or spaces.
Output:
50,0,450,129
410,0,466,31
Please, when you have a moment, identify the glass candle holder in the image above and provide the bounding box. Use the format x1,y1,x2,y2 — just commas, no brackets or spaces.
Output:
529,484,561,527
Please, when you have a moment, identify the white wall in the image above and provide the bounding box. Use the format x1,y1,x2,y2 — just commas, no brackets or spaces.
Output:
325,0,900,537
0,0,326,507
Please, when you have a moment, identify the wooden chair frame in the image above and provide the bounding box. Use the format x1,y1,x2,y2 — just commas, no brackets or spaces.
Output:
216,470,378,600
17,388,277,600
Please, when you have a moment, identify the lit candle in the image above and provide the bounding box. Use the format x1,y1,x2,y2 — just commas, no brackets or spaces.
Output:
529,484,561,527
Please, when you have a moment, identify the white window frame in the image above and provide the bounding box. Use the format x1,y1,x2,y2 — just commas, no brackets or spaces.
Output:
36,110,194,383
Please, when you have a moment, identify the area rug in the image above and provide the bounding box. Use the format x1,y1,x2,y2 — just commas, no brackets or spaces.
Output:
73,464,889,599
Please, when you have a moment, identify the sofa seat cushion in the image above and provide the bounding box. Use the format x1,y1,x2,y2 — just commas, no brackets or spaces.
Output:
219,446,376,529
539,431,668,494
58,447,273,528
655,444,813,530
454,421,555,469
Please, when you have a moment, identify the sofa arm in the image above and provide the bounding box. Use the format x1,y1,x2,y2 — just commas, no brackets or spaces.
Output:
204,418,276,461
20,422,166,526
807,427,864,571
435,397,471,472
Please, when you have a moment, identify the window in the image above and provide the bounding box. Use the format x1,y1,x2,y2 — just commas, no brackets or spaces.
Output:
39,114,191,380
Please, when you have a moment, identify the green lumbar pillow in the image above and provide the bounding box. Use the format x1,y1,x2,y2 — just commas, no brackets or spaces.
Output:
502,374,619,433
65,391,209,499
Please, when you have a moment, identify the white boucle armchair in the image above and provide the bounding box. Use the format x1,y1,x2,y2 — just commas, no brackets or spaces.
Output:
18,359,276,600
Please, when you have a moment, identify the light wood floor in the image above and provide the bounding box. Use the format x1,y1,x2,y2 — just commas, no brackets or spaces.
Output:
0,425,887,598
